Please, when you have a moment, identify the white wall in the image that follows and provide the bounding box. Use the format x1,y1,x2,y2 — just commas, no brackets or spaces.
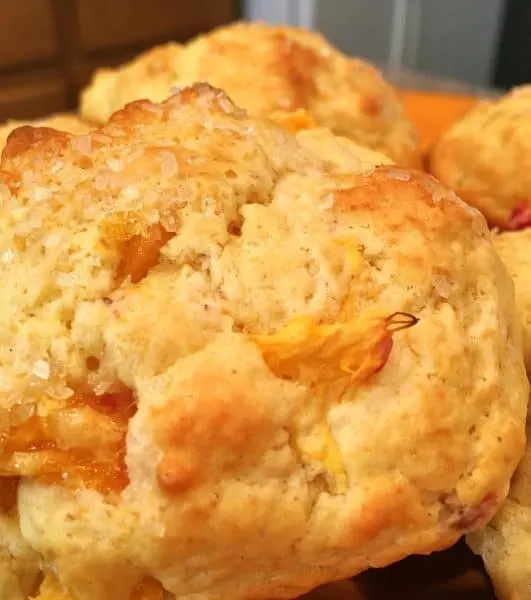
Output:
318,0,505,86
414,0,505,86
316,0,394,64
244,0,506,87
243,0,317,28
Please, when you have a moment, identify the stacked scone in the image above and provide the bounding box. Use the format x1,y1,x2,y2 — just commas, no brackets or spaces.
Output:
79,22,421,167
430,85,531,599
430,86,531,229
467,228,531,600
0,20,529,600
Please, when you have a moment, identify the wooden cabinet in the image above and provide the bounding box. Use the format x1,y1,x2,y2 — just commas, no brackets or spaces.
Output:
0,0,240,121
0,1,58,70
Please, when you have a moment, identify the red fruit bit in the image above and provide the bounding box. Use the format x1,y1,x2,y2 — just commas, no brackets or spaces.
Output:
371,336,394,377
370,312,419,378
450,493,498,532
508,201,531,230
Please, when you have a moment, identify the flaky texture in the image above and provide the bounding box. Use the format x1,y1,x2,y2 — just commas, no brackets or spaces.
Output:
0,83,527,600
80,22,420,166
0,512,41,600
0,478,41,600
468,423,531,600
32,574,366,600
430,86,531,228
492,230,531,372
468,229,531,600
0,114,90,150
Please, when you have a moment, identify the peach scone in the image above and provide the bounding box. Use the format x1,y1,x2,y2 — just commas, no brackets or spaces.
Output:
0,83,527,600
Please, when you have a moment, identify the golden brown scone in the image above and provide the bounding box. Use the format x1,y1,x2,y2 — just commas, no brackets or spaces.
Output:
31,574,366,600
80,22,420,166
430,86,531,228
0,479,41,600
468,421,531,600
0,114,90,149
467,229,531,600
0,83,527,600
253,109,396,168
491,229,531,372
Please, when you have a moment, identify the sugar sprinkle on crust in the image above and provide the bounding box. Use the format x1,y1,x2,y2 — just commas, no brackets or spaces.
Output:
467,229,531,600
0,83,526,600
80,22,420,166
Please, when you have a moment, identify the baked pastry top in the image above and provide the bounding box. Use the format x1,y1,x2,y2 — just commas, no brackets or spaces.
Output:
468,421,531,600
0,83,527,600
430,86,531,228
80,22,420,166
0,114,90,150
467,228,531,600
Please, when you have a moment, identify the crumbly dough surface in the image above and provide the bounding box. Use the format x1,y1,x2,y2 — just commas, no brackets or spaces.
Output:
468,229,531,600
80,22,420,166
492,230,531,372
468,421,531,600
0,83,527,600
0,114,90,150
430,86,531,228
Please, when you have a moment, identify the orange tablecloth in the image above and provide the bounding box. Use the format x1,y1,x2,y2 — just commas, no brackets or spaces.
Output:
399,91,479,153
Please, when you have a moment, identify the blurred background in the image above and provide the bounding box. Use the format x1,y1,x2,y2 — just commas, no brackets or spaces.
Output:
0,0,527,121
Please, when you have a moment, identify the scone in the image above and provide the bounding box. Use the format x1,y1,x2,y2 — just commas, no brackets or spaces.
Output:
468,229,531,600
491,230,531,372
430,86,531,228
80,21,420,166
0,113,90,149
33,574,367,600
468,423,531,600
0,83,527,600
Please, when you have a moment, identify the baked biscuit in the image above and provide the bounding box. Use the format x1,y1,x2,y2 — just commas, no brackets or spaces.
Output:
0,114,90,150
492,229,531,372
0,83,527,600
467,229,531,600
430,86,531,228
468,423,531,600
33,575,367,600
80,22,420,166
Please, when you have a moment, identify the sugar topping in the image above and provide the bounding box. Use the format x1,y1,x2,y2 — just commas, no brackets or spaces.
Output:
32,360,50,380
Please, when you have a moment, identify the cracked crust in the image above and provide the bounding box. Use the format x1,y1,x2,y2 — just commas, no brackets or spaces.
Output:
430,86,531,228
80,22,420,167
467,229,531,599
0,83,527,600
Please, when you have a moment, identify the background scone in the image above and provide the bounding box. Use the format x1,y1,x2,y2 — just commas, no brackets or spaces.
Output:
468,423,531,600
468,229,531,600
0,114,90,149
0,83,527,600
80,21,420,166
430,86,531,228
491,229,531,372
